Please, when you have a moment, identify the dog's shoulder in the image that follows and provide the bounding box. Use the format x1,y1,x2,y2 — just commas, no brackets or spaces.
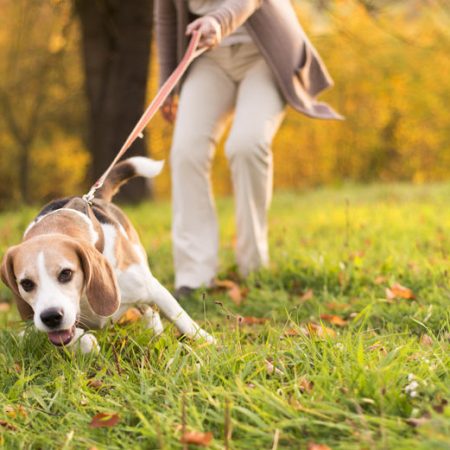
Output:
35,197,74,221
91,200,139,241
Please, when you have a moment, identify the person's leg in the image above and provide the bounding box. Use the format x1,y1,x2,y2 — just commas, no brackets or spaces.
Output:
171,53,236,289
225,54,286,276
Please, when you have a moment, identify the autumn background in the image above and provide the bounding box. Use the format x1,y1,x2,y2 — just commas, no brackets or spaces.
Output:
0,0,449,207
0,1,449,449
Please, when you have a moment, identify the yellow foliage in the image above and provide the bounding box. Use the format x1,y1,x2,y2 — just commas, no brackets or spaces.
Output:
0,0,449,206
29,133,90,202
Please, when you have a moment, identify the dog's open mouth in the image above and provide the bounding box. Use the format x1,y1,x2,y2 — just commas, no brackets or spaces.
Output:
47,325,76,346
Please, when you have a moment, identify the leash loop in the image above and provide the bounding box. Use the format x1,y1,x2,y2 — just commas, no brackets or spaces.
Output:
83,31,205,204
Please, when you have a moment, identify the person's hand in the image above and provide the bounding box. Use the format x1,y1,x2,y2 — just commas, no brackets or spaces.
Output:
186,16,222,49
160,95,178,124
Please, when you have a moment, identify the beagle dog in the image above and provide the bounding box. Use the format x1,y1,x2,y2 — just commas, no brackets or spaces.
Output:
0,157,214,353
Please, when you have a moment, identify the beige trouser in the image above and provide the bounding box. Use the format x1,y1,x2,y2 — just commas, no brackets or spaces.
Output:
171,42,286,289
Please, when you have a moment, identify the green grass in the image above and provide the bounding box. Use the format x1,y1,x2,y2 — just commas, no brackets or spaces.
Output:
0,183,449,449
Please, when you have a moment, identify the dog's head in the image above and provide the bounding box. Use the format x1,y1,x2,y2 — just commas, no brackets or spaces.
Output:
0,234,120,346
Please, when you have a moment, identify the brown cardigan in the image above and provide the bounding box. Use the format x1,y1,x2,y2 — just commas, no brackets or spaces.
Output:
155,0,342,120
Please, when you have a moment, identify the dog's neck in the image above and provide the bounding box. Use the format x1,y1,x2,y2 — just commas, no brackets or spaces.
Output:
24,205,105,252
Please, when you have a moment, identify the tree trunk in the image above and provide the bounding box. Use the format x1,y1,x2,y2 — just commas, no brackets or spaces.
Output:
76,0,154,203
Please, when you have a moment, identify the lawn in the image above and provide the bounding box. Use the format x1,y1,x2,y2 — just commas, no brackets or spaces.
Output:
0,183,449,449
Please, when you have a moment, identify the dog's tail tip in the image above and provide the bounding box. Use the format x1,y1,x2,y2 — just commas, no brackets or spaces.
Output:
128,156,165,179
95,157,164,202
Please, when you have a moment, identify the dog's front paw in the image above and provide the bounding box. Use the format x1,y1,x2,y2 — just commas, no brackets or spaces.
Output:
196,328,216,345
70,328,99,354
78,333,100,354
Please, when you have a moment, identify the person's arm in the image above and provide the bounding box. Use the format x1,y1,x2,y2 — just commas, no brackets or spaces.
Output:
154,0,178,86
186,0,262,48
208,0,262,38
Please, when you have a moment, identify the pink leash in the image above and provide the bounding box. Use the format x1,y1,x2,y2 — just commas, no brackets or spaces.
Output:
83,31,206,204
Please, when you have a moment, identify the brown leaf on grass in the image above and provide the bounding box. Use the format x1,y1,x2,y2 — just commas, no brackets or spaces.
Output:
89,412,120,429
180,431,213,446
419,334,433,346
0,303,10,312
367,342,387,355
320,314,348,327
432,398,448,414
304,323,336,339
238,316,268,326
87,379,104,390
300,289,314,301
117,307,142,325
325,302,347,311
298,377,314,393
13,362,22,373
386,283,415,300
4,405,27,419
374,275,387,285
265,360,284,376
307,443,332,450
0,419,17,431
406,416,430,428
284,328,301,337
214,279,246,306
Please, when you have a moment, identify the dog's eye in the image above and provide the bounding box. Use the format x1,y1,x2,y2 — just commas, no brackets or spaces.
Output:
20,279,35,292
58,269,73,283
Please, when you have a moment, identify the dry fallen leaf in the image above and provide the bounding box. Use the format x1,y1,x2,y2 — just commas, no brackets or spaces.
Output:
300,289,314,301
406,416,430,428
180,431,213,446
284,328,301,337
432,398,448,414
238,316,268,326
214,279,246,306
265,360,284,376
4,405,27,419
374,275,387,285
325,302,347,311
305,323,336,339
0,303,11,312
307,443,332,450
87,379,104,390
298,377,314,393
89,412,120,429
4,406,15,418
117,307,142,325
367,342,387,355
386,283,415,300
419,334,433,346
0,419,17,431
320,314,348,327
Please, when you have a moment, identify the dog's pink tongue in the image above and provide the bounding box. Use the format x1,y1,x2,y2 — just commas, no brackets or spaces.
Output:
47,329,73,346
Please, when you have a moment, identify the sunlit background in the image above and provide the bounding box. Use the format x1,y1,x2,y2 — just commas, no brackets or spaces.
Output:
0,0,448,207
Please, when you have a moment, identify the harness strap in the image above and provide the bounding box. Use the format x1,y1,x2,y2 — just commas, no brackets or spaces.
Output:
83,31,206,204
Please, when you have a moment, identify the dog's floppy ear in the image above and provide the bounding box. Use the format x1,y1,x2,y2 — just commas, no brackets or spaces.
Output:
75,243,120,317
0,246,34,321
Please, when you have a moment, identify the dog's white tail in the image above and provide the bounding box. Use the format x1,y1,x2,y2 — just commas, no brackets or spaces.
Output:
95,157,164,202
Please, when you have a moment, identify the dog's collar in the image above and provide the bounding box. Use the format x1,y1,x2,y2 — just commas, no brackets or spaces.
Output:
63,198,105,253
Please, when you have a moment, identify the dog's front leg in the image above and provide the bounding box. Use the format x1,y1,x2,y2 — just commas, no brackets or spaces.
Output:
148,278,216,344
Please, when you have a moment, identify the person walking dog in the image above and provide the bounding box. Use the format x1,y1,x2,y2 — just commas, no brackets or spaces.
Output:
155,0,342,297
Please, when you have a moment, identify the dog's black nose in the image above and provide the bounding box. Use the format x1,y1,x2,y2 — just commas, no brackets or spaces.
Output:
40,308,64,328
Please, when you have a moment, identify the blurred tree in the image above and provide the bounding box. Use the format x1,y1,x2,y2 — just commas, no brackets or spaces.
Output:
75,0,154,203
0,0,87,206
